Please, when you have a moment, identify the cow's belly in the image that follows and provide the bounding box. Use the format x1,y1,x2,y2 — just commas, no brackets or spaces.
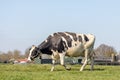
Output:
66,45,84,57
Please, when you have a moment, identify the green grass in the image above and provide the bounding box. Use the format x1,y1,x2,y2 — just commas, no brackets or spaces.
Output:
0,64,120,80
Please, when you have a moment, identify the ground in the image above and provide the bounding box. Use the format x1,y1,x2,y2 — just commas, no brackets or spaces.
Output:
0,64,120,80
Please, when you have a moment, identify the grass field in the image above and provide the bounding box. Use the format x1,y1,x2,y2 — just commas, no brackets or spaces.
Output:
0,64,120,80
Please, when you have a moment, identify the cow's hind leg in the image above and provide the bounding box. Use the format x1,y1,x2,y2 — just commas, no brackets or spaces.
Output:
80,49,89,71
90,56,94,71
59,53,71,70
90,51,95,71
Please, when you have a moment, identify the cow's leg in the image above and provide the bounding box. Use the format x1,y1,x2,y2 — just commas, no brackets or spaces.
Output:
90,51,94,71
59,53,71,70
51,59,56,71
80,49,89,71
90,56,94,71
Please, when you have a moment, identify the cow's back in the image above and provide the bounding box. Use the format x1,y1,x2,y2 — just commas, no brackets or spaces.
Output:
38,32,95,57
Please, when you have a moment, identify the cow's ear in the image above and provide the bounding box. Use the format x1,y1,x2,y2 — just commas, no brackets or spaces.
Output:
32,45,36,48
32,45,36,47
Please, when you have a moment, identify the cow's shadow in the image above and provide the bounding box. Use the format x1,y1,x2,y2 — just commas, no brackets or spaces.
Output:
53,68,105,71
83,68,105,71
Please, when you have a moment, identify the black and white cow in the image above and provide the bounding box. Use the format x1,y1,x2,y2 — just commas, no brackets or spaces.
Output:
28,32,95,71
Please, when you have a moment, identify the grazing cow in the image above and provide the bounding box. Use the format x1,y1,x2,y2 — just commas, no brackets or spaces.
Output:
28,32,95,71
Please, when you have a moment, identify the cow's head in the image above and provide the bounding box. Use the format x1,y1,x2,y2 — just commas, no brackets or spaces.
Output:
27,45,41,61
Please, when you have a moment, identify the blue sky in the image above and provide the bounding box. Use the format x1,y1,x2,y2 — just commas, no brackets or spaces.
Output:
0,0,120,53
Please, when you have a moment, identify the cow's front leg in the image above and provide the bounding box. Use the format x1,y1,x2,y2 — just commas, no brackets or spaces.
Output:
51,59,56,71
59,53,71,70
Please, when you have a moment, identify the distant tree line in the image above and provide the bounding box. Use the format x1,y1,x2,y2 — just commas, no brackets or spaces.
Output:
0,49,29,63
0,44,118,63
95,44,117,58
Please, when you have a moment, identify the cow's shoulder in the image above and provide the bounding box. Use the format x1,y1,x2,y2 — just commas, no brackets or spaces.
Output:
38,40,52,55
38,32,65,54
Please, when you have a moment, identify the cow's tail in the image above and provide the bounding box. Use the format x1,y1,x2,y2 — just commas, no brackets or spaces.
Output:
84,34,95,49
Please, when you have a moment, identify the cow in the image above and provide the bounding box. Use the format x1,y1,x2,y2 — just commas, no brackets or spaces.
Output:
27,32,95,71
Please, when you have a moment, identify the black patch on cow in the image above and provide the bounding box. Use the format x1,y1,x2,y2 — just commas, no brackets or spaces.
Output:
38,40,53,55
50,34,65,53
66,32,77,41
83,35,89,42
38,35,54,55
78,36,82,42
62,40,68,49
38,33,66,54
58,32,72,47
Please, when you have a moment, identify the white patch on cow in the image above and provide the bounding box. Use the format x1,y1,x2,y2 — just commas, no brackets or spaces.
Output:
80,34,86,44
64,32,79,47
50,33,54,37
84,34,95,49
66,43,84,57
64,32,74,41
51,49,60,60
45,39,48,43
27,45,36,61
64,32,75,46
59,52,66,65
61,36,68,48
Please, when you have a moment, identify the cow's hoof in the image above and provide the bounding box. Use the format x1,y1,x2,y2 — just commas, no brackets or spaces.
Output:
66,67,71,70
80,69,83,71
